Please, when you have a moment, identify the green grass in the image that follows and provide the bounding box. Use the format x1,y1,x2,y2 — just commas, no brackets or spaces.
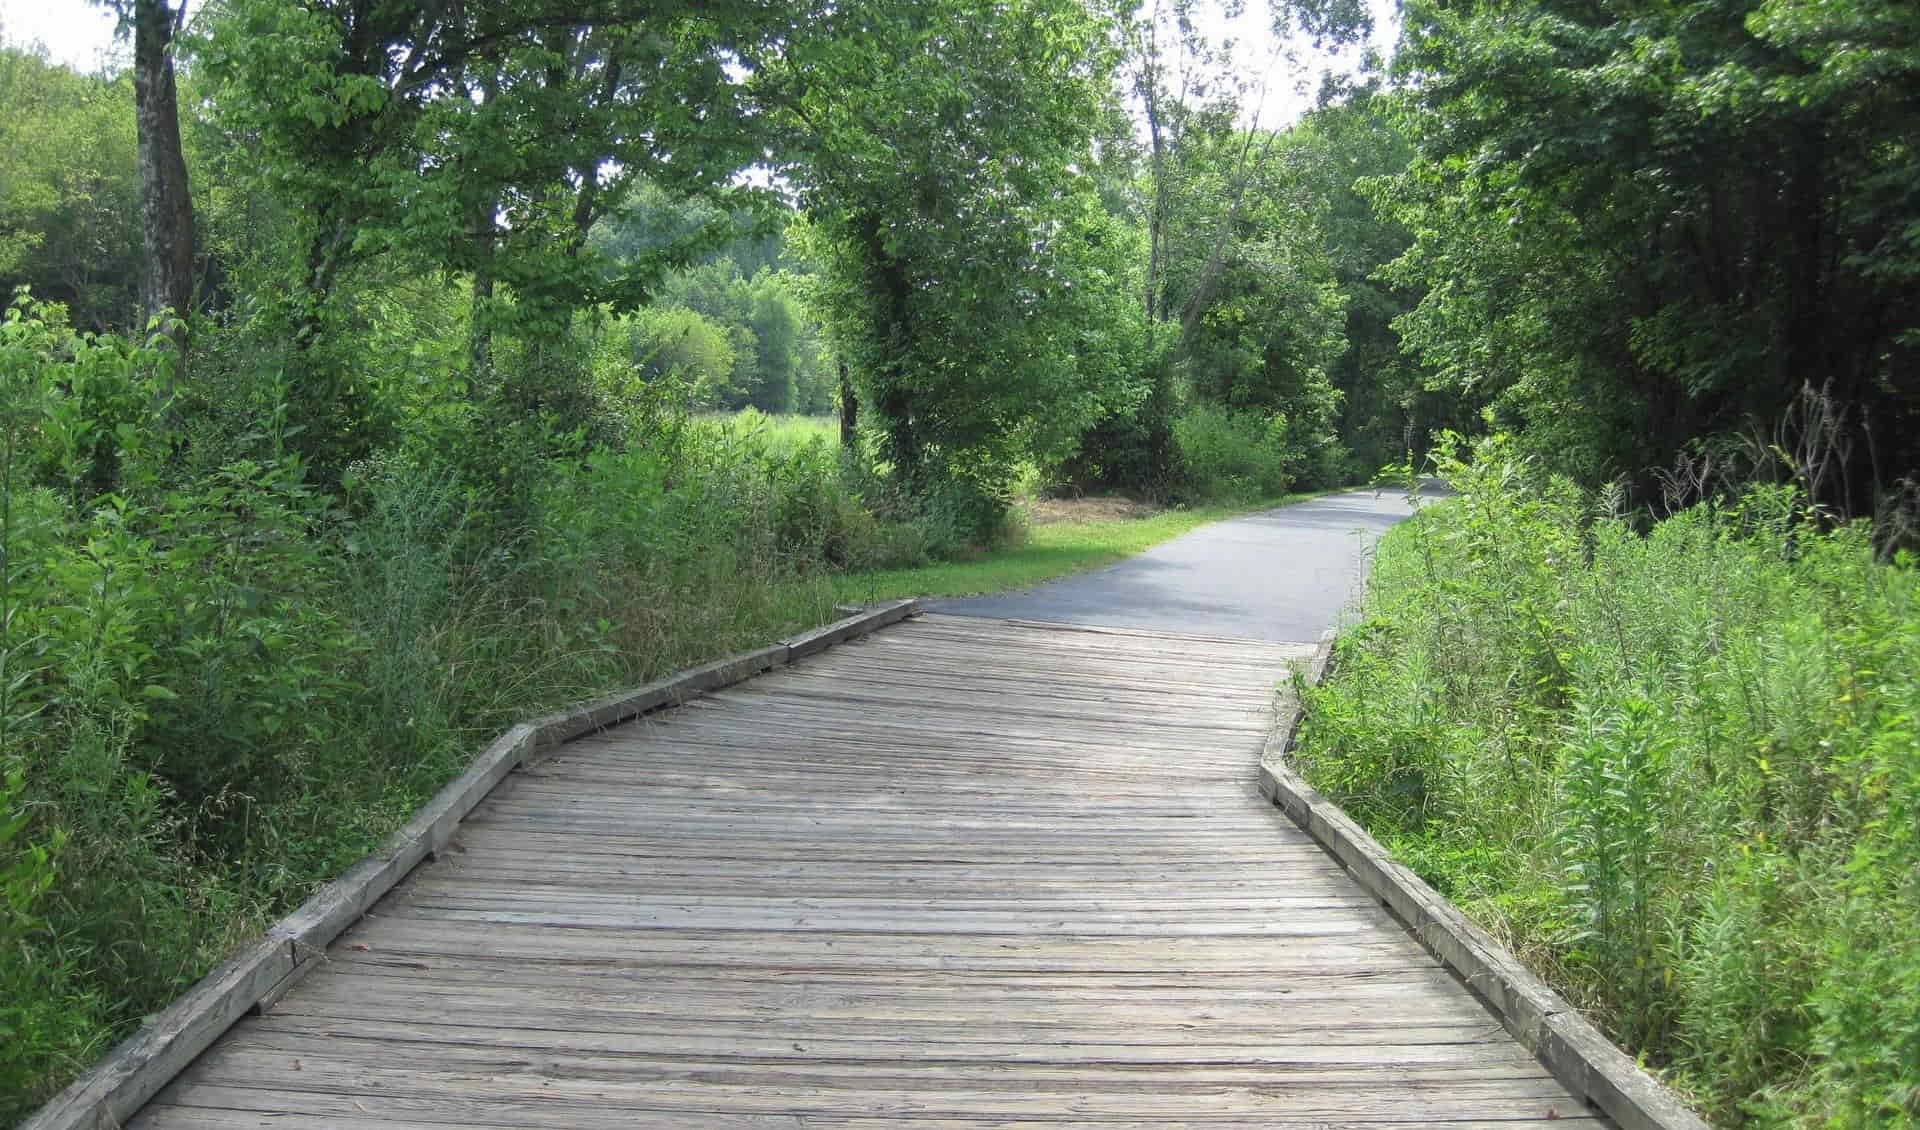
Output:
829,491,1330,603
696,408,838,452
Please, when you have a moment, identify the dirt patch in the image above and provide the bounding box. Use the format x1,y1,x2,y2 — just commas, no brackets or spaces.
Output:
1023,495,1164,525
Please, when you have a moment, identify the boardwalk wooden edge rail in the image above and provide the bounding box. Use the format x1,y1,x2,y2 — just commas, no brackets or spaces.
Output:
19,598,921,1130
1258,636,1712,1130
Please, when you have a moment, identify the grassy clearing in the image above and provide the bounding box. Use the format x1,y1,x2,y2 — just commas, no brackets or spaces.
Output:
694,409,838,453
1293,436,1920,1128
829,491,1326,603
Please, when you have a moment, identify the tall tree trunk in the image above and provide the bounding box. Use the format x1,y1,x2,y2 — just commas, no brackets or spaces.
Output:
856,213,922,480
469,258,496,385
880,383,920,481
1142,76,1169,323
1137,8,1170,323
463,68,501,389
1177,128,1278,338
837,358,858,449
132,0,194,354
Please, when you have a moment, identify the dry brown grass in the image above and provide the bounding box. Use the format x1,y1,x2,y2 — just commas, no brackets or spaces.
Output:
1023,495,1163,525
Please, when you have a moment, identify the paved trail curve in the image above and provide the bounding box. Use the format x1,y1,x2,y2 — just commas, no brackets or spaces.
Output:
934,488,1422,641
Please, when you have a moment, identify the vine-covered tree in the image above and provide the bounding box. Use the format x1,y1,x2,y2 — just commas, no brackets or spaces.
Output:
766,0,1144,527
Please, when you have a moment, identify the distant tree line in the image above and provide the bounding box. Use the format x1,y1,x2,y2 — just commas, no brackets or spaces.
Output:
5,0,1914,525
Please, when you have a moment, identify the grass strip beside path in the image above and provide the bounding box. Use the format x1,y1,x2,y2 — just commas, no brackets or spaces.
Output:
829,492,1327,604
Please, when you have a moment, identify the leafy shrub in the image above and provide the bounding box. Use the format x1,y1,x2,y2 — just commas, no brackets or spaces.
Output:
1172,401,1298,502
1058,338,1182,498
0,758,96,1107
1,298,250,1115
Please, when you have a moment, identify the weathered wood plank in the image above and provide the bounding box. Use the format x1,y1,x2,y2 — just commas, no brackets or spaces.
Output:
137,1100,1609,1130
238,1011,1545,1064
20,604,916,1130
147,1056,1585,1120
782,597,919,658
304,916,1440,972
114,614,1613,1128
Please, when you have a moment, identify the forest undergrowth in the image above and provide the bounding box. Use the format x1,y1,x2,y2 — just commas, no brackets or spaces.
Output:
1294,436,1920,1128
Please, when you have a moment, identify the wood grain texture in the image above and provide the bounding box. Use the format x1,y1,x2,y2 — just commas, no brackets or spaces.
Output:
20,604,917,1130
784,598,919,659
127,614,1602,1128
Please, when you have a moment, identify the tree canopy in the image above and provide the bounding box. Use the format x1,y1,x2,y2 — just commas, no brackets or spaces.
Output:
1383,0,1920,512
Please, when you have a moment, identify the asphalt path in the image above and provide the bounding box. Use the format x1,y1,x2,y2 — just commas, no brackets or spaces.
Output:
930,487,1426,643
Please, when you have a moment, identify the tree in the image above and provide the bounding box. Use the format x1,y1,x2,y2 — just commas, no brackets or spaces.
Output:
190,0,788,475
1281,84,1461,472
1060,0,1377,496
196,0,772,331
1164,118,1350,483
1125,0,1371,326
92,0,197,351
0,47,144,331
130,0,194,346
765,0,1136,524
1381,0,1920,510
746,276,802,415
624,305,738,404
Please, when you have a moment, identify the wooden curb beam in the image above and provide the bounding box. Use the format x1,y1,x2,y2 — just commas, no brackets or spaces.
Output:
19,599,919,1130
1258,636,1711,1130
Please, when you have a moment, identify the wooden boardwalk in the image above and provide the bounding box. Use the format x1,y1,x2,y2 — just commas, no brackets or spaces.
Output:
133,614,1602,1128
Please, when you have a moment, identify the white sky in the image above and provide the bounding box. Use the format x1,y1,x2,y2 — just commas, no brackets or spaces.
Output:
0,0,1396,123
0,0,127,72
1196,0,1402,128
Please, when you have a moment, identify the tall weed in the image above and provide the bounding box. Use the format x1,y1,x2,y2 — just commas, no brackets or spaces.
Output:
1295,432,1920,1127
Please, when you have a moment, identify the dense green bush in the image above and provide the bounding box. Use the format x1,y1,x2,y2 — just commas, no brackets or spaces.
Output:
1295,434,1920,1126
1,297,240,1102
1171,402,1298,502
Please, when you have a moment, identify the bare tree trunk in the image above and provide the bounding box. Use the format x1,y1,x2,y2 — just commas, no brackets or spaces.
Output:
1138,8,1170,323
1177,128,1279,337
132,0,195,355
837,358,858,448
